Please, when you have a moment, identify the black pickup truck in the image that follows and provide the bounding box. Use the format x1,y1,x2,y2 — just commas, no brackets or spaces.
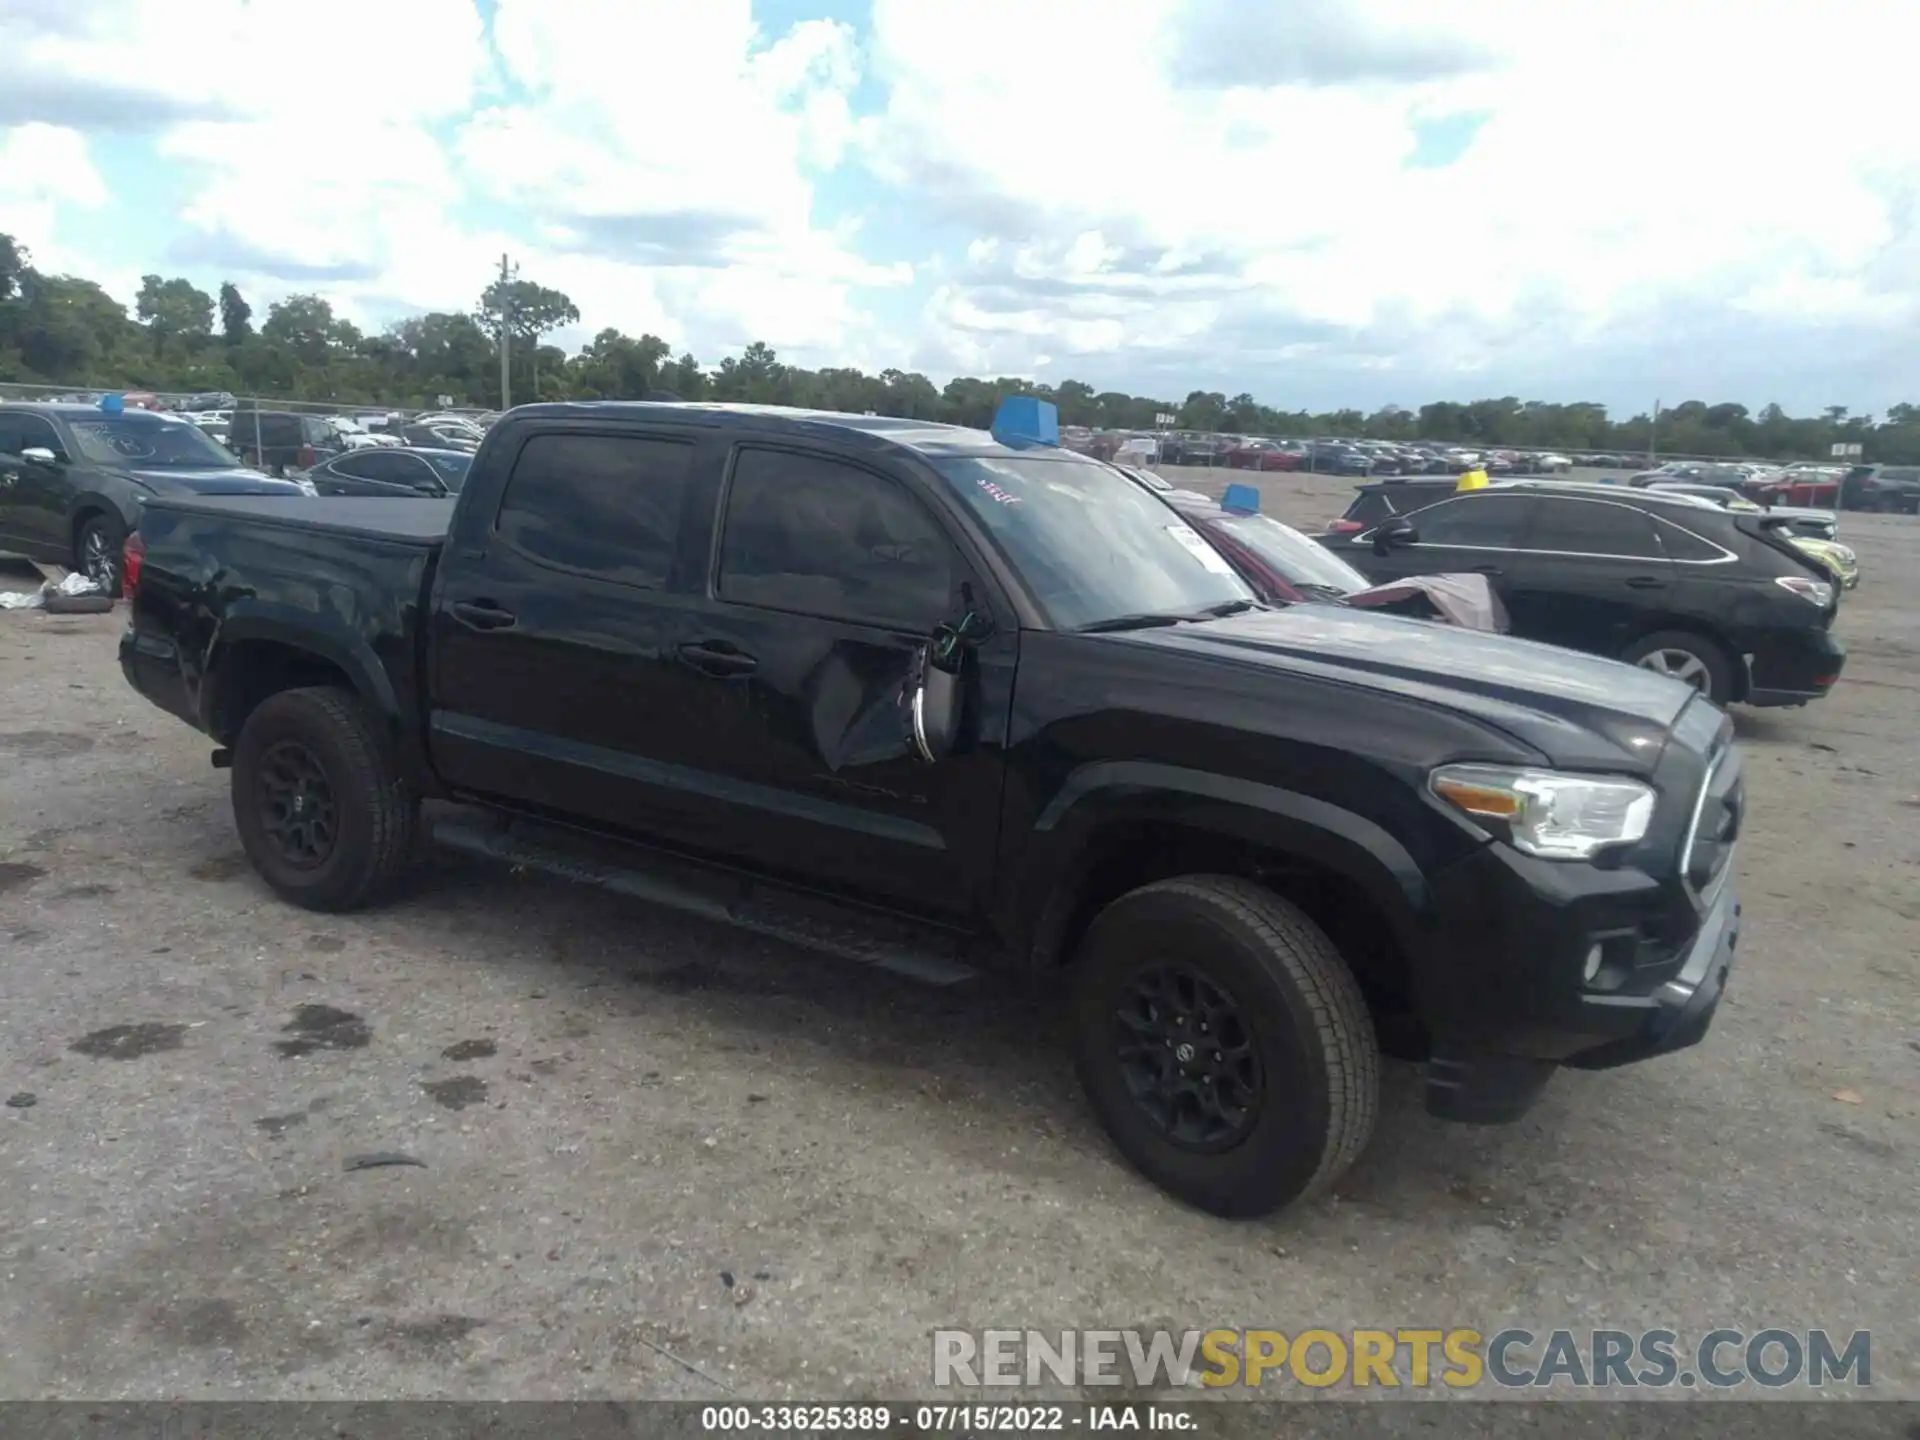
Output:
119,399,1745,1217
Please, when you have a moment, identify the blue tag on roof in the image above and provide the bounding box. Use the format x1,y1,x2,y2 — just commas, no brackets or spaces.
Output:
99,393,125,414
1222,482,1260,514
990,395,1059,449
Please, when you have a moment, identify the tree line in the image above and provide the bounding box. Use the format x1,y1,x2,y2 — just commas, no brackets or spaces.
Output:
2,233,1916,462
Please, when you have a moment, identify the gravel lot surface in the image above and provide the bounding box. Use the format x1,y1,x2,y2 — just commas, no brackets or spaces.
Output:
1,468,1915,1408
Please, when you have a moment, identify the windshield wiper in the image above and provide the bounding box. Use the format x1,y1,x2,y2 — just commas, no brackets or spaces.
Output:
1076,611,1200,634
1292,583,1349,600
1199,598,1261,617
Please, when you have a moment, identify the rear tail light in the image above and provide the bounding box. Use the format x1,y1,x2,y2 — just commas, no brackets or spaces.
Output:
122,531,145,602
297,444,317,468
1327,519,1364,534
1773,574,1832,608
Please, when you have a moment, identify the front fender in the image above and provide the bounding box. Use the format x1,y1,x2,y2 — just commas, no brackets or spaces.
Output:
1015,760,1435,961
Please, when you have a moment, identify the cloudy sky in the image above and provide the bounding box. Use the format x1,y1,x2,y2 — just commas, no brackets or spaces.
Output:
3,0,1917,413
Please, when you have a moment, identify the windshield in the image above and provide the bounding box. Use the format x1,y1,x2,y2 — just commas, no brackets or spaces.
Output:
933,454,1255,629
66,415,240,470
424,452,472,490
1210,512,1371,594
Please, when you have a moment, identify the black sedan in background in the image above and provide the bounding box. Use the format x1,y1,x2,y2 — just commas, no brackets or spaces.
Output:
304,447,473,497
1318,481,1846,707
0,402,311,595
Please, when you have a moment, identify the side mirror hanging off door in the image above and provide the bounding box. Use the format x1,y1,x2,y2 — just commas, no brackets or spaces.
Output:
906,611,992,764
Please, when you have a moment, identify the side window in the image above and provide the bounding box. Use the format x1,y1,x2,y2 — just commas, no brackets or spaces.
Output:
1344,493,1393,525
496,431,695,589
1406,494,1534,548
353,450,425,486
1524,499,1665,558
1653,518,1729,562
1882,467,1920,482
14,416,60,454
718,448,954,628
0,415,59,456
330,452,385,481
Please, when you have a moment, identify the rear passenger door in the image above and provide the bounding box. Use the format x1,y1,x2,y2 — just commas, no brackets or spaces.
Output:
1502,496,1674,656
676,443,1008,920
428,424,736,845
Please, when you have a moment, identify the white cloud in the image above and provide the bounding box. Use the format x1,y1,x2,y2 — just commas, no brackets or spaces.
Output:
0,123,110,278
866,0,1920,396
454,0,894,355
6,0,1920,407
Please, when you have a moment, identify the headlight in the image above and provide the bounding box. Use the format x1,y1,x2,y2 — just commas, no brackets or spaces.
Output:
1430,763,1656,860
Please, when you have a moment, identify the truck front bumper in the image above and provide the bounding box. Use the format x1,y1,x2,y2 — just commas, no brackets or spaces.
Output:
1423,878,1741,1124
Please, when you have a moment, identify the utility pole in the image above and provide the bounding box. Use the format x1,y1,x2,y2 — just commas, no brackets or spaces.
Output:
496,253,518,411
1648,397,1660,466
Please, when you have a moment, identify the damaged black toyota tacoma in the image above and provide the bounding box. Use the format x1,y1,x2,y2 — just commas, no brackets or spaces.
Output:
119,398,1744,1217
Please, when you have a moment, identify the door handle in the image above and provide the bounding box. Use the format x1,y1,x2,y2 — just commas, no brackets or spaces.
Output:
678,641,758,677
449,600,517,630
1624,576,1667,590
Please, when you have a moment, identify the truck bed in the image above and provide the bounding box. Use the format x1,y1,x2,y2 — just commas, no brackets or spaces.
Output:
138,494,454,547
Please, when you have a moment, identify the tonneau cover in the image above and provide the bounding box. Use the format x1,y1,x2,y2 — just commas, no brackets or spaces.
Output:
138,494,454,546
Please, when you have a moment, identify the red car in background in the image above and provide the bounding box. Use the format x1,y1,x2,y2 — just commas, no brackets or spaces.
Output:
1224,438,1305,471
1758,470,1842,508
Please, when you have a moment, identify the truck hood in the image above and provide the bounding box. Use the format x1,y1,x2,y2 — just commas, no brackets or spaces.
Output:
1123,604,1696,772
126,468,310,496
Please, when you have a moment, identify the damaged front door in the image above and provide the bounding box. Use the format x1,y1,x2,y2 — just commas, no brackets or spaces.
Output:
678,444,1011,922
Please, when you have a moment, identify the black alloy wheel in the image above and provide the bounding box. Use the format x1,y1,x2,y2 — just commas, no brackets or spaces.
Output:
254,740,338,869
1114,963,1263,1151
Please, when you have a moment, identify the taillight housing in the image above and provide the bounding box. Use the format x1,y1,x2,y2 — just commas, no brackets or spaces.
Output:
1326,518,1365,534
122,531,145,602
297,444,317,468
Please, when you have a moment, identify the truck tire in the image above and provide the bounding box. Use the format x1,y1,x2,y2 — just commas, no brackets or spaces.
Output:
1071,876,1379,1218
1621,630,1735,705
231,686,417,912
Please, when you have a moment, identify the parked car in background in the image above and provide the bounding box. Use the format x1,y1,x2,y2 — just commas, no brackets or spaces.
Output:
1324,476,1461,534
1305,442,1373,476
1756,469,1843,508
1644,483,1857,589
328,417,403,451
1154,487,1507,630
0,400,312,595
1318,481,1845,707
1224,438,1305,471
304,447,473,498
228,411,347,475
394,421,482,453
1839,464,1920,513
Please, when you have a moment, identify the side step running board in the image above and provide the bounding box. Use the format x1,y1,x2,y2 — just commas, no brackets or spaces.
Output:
432,814,981,987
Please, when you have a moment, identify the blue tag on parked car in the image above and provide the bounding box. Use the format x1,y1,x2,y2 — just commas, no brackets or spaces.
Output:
1222,483,1260,513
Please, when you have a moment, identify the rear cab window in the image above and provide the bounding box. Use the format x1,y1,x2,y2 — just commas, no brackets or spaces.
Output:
495,431,696,589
